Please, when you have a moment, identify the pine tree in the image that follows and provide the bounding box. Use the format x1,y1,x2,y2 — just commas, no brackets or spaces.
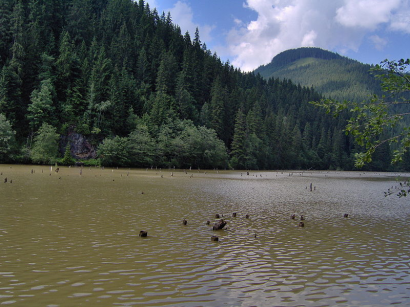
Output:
155,51,178,95
0,66,11,117
55,31,81,112
61,143,74,165
7,0,26,128
209,77,227,138
230,108,246,168
175,71,196,120
86,45,112,131
0,0,13,66
136,47,151,85
331,127,343,169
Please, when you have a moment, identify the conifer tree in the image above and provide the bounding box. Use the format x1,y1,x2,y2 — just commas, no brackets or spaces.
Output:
230,108,246,168
209,77,227,138
0,0,13,66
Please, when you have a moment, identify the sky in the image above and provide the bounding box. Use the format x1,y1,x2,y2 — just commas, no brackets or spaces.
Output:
144,0,410,72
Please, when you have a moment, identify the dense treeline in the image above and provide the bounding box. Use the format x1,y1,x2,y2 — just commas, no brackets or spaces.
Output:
258,47,343,70
255,47,383,102
0,0,400,170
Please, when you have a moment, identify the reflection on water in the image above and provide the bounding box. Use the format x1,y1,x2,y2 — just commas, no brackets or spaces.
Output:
1,165,410,306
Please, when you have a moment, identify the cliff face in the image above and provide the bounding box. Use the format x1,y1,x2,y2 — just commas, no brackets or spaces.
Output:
60,132,97,160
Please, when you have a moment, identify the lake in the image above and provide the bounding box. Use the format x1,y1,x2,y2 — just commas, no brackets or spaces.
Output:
1,165,410,306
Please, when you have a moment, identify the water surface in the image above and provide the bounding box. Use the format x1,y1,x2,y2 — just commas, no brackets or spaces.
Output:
1,166,409,306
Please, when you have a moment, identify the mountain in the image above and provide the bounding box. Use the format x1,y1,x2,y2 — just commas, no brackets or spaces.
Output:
254,47,382,102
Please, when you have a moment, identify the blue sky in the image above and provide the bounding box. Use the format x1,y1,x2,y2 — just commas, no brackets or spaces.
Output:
145,0,410,72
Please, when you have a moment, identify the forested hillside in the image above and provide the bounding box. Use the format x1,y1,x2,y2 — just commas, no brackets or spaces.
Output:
0,0,400,170
255,48,383,102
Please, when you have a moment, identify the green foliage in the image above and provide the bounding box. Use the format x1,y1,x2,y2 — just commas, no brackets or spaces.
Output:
178,124,228,169
31,123,60,164
27,78,56,131
312,58,410,169
0,0,381,170
97,118,227,169
0,113,16,162
128,124,156,167
60,144,75,166
230,108,246,168
98,136,131,167
154,118,228,168
209,77,227,137
255,47,382,102
377,59,410,95
81,159,101,167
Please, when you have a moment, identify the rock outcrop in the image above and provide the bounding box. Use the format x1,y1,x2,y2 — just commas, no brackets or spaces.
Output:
60,130,97,160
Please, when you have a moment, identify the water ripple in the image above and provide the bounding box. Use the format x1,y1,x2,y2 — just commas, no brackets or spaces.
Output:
1,168,410,306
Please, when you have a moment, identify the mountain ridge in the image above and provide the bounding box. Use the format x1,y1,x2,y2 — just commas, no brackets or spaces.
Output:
254,47,382,102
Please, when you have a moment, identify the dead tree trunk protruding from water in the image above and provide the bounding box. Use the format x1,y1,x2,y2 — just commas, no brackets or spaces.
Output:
212,219,227,230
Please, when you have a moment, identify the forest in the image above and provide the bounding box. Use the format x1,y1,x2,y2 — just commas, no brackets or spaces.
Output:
0,0,405,171
255,47,384,103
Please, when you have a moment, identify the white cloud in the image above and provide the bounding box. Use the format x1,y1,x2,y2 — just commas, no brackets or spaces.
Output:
167,1,214,43
389,7,410,33
227,0,409,71
301,30,317,46
234,18,243,26
369,35,388,50
335,0,401,29
144,0,158,9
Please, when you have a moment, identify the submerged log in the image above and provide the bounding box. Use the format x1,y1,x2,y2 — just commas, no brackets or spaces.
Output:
212,219,227,230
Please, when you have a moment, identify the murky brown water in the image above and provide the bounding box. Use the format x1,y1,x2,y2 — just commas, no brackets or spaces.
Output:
1,165,410,306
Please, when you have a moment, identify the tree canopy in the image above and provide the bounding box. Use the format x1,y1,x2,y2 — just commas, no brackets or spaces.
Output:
312,59,410,170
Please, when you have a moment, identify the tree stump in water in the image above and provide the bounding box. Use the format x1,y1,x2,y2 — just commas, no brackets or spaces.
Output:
212,219,227,230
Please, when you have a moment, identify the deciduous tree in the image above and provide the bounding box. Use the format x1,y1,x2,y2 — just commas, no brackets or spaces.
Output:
31,122,59,164
0,113,16,162
312,59,410,168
